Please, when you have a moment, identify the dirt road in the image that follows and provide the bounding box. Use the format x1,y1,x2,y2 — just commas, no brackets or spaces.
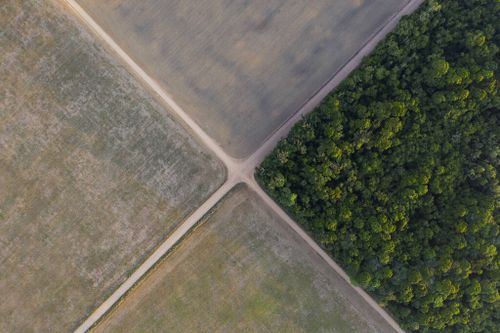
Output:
63,0,425,331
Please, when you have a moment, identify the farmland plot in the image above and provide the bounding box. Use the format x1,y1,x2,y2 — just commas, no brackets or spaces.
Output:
0,0,224,331
76,0,409,158
94,185,396,333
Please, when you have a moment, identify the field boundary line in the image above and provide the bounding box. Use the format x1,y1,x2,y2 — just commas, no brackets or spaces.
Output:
60,0,425,332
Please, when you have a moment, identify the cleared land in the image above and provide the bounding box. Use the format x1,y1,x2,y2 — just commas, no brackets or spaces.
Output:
76,0,409,158
0,1,224,332
94,185,396,333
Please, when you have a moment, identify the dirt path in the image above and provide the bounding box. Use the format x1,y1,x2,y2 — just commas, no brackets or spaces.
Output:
74,180,237,333
59,0,239,172
62,0,425,332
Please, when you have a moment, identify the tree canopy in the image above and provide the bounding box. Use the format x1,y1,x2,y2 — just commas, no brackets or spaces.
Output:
258,1,499,331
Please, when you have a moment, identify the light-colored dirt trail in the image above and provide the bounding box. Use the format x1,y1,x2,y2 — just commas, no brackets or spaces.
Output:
74,179,238,333
59,0,239,173
64,0,425,332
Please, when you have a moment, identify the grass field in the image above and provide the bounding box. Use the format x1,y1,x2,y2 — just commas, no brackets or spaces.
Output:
0,1,224,331
76,0,409,158
93,185,395,333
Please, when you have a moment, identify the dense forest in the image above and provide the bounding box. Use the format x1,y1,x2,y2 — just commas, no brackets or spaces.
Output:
258,0,499,331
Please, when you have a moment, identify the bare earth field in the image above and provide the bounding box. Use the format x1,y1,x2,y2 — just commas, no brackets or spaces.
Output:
0,1,224,331
76,0,409,158
94,185,395,333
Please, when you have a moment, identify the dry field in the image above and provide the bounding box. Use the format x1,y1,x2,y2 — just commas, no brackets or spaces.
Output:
0,0,224,331
94,185,395,333
76,0,409,158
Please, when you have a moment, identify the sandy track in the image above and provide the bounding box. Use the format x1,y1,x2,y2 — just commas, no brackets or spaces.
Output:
74,180,237,332
62,0,425,332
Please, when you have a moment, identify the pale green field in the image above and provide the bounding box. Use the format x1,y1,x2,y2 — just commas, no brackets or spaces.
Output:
77,0,409,157
94,185,395,333
0,1,224,331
